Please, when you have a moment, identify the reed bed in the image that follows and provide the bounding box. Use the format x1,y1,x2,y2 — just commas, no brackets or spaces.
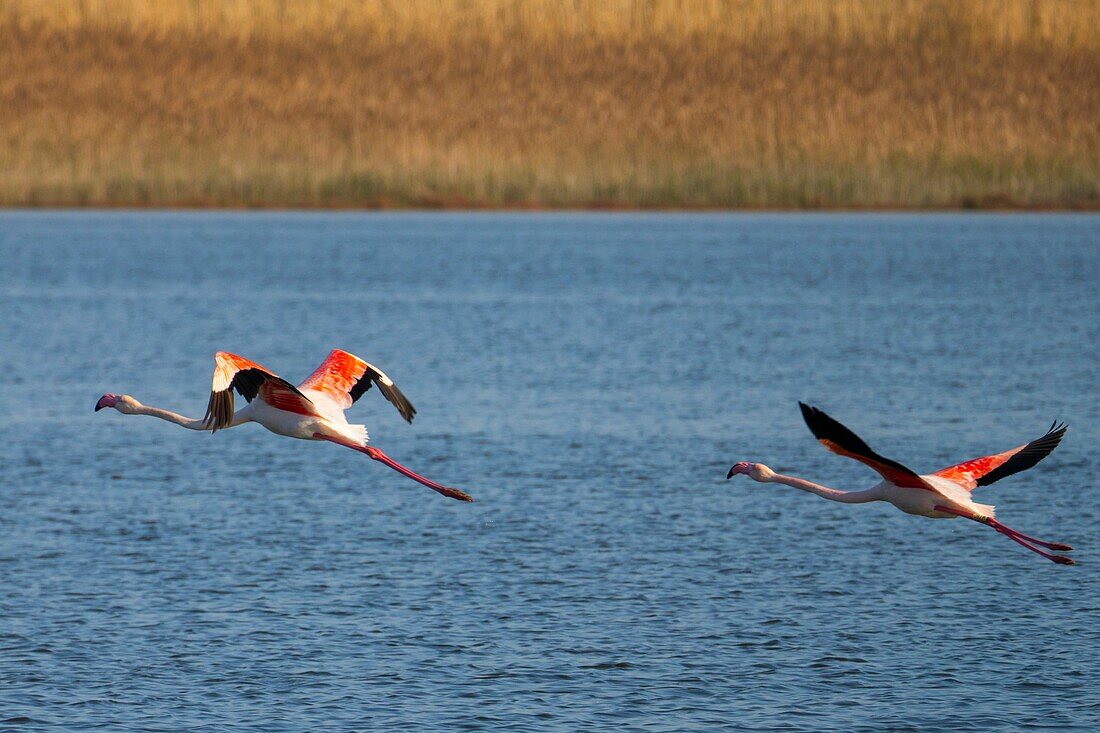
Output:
1,0,1097,208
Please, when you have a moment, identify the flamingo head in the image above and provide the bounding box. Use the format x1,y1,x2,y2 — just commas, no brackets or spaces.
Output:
726,462,776,482
95,393,140,414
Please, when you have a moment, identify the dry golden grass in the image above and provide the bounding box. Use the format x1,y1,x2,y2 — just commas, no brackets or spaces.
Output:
1,0,1097,208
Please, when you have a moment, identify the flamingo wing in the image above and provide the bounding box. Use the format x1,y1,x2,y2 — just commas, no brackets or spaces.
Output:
298,349,416,423
204,351,317,431
934,422,1068,490
799,402,934,491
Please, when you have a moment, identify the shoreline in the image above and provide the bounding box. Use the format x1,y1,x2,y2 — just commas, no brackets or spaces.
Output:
2,201,1098,213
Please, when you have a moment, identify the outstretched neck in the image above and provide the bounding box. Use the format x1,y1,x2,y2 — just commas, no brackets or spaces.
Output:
768,472,882,504
129,404,208,430
126,402,250,431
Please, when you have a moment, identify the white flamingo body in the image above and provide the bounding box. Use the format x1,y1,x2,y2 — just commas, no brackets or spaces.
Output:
878,476,993,519
96,349,472,502
233,398,363,443
919,475,995,518
728,403,1072,565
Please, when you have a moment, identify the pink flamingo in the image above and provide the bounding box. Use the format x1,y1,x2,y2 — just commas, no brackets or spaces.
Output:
95,350,472,502
728,403,1072,565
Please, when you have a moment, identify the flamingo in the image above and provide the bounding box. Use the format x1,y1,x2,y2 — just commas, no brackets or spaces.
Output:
95,350,472,502
727,403,1072,565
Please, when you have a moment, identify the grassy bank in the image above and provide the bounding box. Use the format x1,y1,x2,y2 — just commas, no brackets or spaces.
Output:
1,0,1097,209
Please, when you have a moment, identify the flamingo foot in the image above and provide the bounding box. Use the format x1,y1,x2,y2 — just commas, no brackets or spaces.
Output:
433,485,474,502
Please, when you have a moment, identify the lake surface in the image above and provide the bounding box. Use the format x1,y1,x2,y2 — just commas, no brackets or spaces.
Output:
1,212,1098,731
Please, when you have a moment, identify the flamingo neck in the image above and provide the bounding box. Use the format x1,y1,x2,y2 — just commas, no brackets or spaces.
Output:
128,403,216,431
769,472,882,504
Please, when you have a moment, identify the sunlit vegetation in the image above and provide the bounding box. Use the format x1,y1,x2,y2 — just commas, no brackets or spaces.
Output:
1,0,1096,208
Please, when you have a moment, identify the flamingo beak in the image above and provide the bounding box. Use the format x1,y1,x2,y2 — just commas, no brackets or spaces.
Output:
95,393,118,412
727,462,750,479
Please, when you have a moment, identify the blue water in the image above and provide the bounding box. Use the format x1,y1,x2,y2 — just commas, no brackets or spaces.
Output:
1,212,1098,731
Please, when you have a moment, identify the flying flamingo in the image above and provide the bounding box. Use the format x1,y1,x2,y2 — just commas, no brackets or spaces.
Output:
95,350,472,502
727,403,1072,565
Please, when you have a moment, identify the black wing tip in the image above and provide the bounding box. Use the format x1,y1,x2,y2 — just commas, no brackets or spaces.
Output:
374,376,416,424
798,402,828,437
1041,421,1069,449
202,389,233,432
396,391,417,424
974,419,1069,487
1033,420,1068,450
797,402,849,447
351,365,416,425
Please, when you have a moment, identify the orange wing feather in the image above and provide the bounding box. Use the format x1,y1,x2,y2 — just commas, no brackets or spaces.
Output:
934,422,1068,490
817,438,933,490
299,349,416,423
800,403,935,491
258,380,318,417
935,453,1014,490
299,349,369,410
211,352,272,392
204,352,317,431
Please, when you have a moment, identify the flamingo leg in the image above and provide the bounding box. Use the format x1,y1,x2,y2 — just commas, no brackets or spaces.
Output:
315,434,473,502
934,505,1073,565
931,504,1070,549
985,517,1073,552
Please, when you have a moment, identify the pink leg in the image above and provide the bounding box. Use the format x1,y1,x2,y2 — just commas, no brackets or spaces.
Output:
315,434,473,502
932,504,1070,550
997,527,1075,565
934,505,1073,566
985,517,1073,552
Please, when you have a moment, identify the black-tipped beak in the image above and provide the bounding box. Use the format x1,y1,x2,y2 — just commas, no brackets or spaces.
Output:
726,467,736,479
95,394,115,412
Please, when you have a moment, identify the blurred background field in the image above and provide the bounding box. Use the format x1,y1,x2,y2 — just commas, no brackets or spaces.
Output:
1,0,1097,209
